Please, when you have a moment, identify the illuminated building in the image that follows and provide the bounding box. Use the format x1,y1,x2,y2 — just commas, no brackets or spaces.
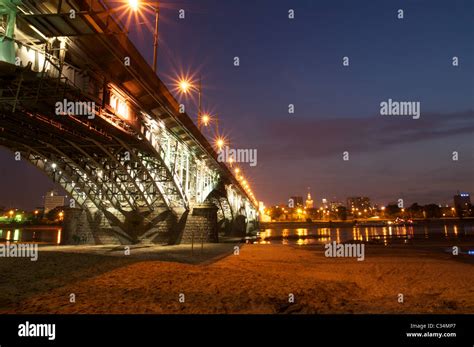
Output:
305,190,314,209
44,190,66,214
453,192,471,216
346,197,371,211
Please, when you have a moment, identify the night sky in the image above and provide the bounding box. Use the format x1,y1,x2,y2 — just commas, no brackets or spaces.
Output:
0,0,473,209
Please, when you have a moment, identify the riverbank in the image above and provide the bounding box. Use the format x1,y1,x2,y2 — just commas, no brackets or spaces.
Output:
0,239,473,314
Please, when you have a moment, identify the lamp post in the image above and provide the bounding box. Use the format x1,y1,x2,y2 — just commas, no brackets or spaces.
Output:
198,76,202,130
152,3,159,73
130,0,160,73
178,76,219,133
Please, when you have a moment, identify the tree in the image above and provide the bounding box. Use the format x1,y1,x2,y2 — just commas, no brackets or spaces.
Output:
424,204,441,218
45,206,63,222
407,203,423,218
336,206,347,220
269,207,283,220
385,204,400,217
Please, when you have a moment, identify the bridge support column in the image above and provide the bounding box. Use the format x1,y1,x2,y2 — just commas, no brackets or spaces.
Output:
230,215,247,237
62,208,95,245
179,203,218,244
62,207,124,245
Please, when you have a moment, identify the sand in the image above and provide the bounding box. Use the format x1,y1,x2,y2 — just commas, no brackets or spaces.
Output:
0,242,473,314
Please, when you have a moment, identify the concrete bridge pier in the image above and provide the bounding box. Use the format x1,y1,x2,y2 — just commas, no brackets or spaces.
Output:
178,203,219,244
62,207,127,245
62,203,223,246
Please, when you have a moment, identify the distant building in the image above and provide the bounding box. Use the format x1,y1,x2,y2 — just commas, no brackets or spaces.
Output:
346,197,371,211
321,198,329,209
330,201,344,211
453,193,471,215
305,190,314,209
44,190,65,213
289,196,303,208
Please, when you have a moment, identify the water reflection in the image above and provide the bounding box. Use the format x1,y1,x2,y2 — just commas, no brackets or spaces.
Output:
256,224,474,245
0,227,62,244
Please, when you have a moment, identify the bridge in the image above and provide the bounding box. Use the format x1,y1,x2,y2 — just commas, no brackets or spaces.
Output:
0,0,258,245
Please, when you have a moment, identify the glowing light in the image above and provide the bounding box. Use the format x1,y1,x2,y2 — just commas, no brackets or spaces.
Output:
215,137,225,150
179,79,192,94
57,229,62,244
109,89,130,120
234,168,240,174
129,0,140,11
201,114,210,126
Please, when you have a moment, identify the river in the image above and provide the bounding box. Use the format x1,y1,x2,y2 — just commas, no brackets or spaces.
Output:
0,227,62,244
257,223,474,245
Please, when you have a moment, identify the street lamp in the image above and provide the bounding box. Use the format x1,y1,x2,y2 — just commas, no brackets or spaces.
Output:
179,79,192,94
177,76,220,132
202,114,210,126
215,136,225,150
129,0,140,11
129,0,160,73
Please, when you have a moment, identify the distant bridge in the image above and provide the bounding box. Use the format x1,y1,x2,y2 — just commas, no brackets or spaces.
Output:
0,0,258,244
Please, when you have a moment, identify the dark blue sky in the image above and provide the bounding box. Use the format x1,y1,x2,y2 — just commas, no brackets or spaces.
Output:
1,0,473,209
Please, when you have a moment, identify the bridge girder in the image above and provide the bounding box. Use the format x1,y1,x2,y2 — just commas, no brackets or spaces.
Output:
0,0,259,244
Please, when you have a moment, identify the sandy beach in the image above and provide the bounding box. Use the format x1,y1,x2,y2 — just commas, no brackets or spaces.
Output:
1,240,473,314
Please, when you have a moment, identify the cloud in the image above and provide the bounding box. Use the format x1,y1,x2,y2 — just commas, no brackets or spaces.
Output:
255,110,474,162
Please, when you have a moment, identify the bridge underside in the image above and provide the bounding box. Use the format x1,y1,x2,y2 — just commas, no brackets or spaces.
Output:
0,66,257,245
0,0,258,244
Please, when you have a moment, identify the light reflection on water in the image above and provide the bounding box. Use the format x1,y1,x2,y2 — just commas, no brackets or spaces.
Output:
0,228,62,244
257,224,474,246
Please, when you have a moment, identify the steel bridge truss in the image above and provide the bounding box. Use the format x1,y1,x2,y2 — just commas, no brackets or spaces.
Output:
0,0,257,243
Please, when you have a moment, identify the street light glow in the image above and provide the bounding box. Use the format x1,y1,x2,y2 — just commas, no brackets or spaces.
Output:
179,79,192,94
215,137,225,150
129,0,140,11
202,114,210,125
